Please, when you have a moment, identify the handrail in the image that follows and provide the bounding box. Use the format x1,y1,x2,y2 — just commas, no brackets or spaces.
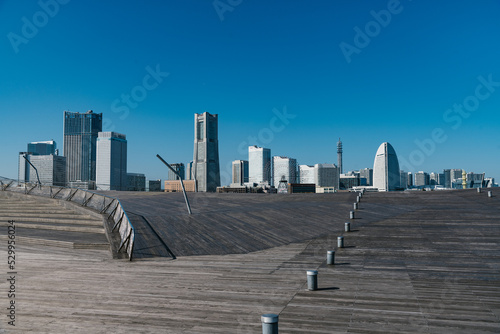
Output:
0,176,135,260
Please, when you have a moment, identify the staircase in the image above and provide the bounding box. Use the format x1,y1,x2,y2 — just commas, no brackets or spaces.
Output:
0,192,110,250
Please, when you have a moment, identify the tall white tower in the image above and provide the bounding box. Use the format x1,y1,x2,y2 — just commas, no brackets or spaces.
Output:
373,142,400,191
96,132,127,191
248,146,271,185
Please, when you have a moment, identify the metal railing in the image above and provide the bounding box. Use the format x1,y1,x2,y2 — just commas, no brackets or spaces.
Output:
0,177,134,260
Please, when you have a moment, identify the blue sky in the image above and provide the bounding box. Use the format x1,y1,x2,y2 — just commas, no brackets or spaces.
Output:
1,0,499,185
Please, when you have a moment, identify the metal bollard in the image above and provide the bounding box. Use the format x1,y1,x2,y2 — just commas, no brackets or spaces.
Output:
307,270,318,291
261,314,279,334
477,188,481,193
356,196,360,203
488,191,492,198
359,192,363,198
353,202,358,210
345,222,351,232
337,236,344,248
327,250,335,265
350,211,355,219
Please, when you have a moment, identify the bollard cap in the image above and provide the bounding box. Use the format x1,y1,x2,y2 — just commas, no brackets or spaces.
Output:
307,270,318,276
261,313,279,324
338,236,344,240
327,250,335,255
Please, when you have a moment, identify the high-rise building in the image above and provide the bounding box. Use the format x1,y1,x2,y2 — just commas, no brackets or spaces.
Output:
407,172,413,188
438,173,445,186
373,142,400,191
231,160,249,186
414,171,429,187
167,163,185,181
186,161,193,180
248,146,271,185
273,156,297,187
429,172,444,186
299,165,315,184
315,164,339,188
27,155,66,186
193,112,220,192
451,169,463,184
400,170,408,189
443,169,451,188
27,140,56,155
337,138,343,174
299,164,339,189
18,153,30,183
18,140,61,184
359,168,373,186
96,132,127,191
64,110,102,189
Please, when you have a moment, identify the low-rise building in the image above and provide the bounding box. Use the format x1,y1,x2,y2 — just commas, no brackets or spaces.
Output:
164,180,196,192
127,173,146,191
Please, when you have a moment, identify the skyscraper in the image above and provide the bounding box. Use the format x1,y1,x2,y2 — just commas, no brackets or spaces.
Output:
359,167,373,186
443,169,451,188
414,171,429,187
18,140,62,185
64,110,102,189
273,156,297,187
315,163,339,188
193,112,220,192
186,161,193,180
373,142,400,191
167,163,185,181
400,170,408,189
28,155,66,186
96,132,127,191
248,146,271,185
231,160,249,186
407,172,413,188
451,169,463,184
27,140,56,155
337,138,343,174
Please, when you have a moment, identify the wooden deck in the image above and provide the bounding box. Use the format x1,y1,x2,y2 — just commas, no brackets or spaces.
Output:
0,189,499,333
105,191,419,258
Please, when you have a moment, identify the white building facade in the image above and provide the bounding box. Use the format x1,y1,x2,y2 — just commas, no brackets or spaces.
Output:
96,132,127,191
273,156,297,186
315,163,339,188
248,146,271,185
373,142,401,191
299,165,315,184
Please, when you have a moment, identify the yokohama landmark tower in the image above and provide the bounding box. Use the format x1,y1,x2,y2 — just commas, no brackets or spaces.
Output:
193,112,220,192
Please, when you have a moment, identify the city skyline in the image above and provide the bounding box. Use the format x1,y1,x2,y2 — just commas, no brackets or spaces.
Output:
1,1,499,183
6,109,498,188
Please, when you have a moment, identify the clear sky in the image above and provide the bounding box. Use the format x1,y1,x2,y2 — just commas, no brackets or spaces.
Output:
1,0,499,185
